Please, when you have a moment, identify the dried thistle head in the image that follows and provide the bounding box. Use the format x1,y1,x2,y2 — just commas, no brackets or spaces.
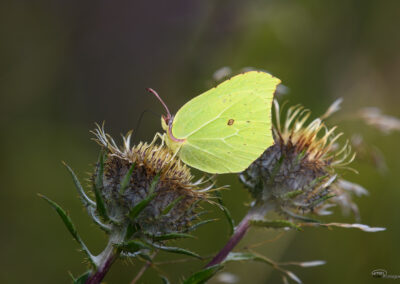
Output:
240,99,361,217
358,107,400,134
92,124,214,239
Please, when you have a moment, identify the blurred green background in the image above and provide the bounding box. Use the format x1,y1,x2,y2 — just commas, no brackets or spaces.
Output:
1,0,399,283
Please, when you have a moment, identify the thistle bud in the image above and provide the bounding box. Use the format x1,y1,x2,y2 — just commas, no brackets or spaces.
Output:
240,100,359,217
41,125,217,283
92,125,213,240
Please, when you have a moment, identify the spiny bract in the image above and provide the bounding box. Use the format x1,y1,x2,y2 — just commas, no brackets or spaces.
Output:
240,100,365,218
92,125,214,239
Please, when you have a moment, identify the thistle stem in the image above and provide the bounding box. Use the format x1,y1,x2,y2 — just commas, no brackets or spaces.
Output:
85,229,125,284
85,249,118,284
205,213,252,267
206,203,274,268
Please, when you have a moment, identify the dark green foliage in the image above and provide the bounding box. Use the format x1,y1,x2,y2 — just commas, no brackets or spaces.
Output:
118,239,151,253
151,233,195,241
213,191,235,236
119,162,136,194
182,265,223,284
71,271,91,284
63,162,95,207
38,194,95,266
149,242,201,259
93,151,109,221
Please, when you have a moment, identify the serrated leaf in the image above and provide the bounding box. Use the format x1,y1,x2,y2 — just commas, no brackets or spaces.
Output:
162,195,184,215
125,223,140,240
268,155,285,183
38,194,95,267
182,265,223,284
129,192,157,220
129,174,160,220
294,149,307,165
251,219,301,231
119,162,136,194
213,191,234,236
73,271,91,284
311,194,336,207
148,174,160,195
150,243,201,259
63,162,110,231
63,162,95,207
308,174,329,188
87,206,111,232
152,233,195,241
118,239,151,253
93,151,109,221
189,211,209,221
281,208,321,223
186,219,217,232
282,190,304,200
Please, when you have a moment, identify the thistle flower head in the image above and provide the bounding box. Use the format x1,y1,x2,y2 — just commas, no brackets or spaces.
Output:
92,124,213,238
240,100,359,217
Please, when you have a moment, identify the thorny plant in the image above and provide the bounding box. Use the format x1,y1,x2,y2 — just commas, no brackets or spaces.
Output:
39,74,396,284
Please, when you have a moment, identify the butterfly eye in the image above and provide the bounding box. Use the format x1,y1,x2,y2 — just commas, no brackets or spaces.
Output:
162,114,170,125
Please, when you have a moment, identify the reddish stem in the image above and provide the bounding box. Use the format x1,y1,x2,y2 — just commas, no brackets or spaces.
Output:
85,253,118,284
205,213,252,267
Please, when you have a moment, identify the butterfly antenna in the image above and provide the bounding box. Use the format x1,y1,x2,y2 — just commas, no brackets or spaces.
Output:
131,109,160,143
146,88,172,121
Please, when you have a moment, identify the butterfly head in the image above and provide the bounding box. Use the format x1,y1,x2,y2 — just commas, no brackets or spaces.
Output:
161,114,173,131
147,88,184,146
147,87,173,129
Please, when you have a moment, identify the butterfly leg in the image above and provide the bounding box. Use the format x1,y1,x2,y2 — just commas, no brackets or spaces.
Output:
148,132,165,147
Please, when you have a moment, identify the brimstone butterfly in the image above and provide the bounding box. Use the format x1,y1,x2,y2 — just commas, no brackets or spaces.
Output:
149,71,281,174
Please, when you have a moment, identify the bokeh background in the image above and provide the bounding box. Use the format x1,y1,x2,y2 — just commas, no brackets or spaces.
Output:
1,1,400,283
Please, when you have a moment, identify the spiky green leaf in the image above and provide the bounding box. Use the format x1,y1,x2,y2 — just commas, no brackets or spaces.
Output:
150,243,201,259
129,174,160,220
72,271,91,284
118,240,151,253
149,174,160,194
186,219,218,233
93,151,109,221
129,192,157,220
162,196,184,215
311,194,336,207
152,233,195,242
87,207,111,232
182,265,223,284
38,194,95,267
282,190,304,200
63,162,95,207
281,209,320,223
213,191,234,236
268,155,285,184
119,162,136,194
